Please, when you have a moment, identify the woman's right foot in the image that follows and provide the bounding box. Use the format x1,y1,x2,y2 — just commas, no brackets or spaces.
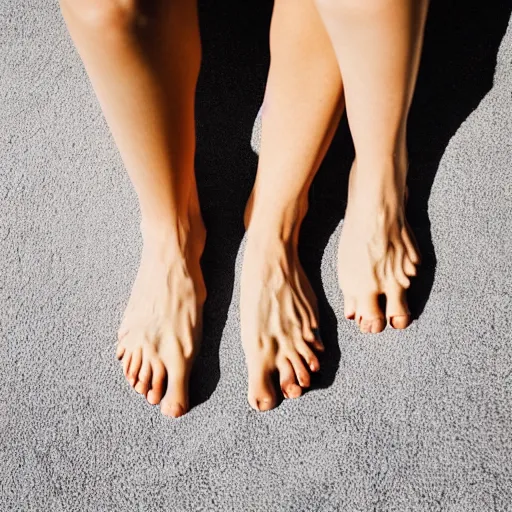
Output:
116,209,206,418
338,157,420,333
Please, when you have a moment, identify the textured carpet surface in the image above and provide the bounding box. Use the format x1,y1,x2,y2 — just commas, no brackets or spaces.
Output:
1,2,512,511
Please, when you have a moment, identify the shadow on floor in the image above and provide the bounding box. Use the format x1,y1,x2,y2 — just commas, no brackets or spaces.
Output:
189,0,273,407
404,1,511,319
189,0,511,407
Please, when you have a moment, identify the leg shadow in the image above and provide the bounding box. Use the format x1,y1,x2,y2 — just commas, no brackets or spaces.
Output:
189,0,273,408
406,0,511,318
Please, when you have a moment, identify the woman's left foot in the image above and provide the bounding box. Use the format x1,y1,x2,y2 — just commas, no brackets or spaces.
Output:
338,155,421,333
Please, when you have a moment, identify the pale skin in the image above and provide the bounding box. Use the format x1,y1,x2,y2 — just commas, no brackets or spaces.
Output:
59,0,428,415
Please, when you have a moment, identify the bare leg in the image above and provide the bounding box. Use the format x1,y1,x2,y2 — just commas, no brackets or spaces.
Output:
60,0,205,417
241,0,343,411
315,0,427,332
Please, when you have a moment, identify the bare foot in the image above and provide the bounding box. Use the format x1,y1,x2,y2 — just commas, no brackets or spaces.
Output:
116,210,206,418
241,207,324,411
338,156,420,333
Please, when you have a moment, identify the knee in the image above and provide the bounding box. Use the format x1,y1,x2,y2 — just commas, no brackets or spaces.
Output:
60,0,152,31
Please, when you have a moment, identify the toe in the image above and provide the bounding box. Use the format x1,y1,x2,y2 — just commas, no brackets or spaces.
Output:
247,358,276,412
122,352,132,379
295,340,320,372
392,246,411,289
278,358,302,399
403,254,417,277
344,296,356,320
302,322,323,352
301,320,319,348
402,224,421,265
288,352,311,388
390,315,410,329
135,359,152,396
147,360,166,405
116,344,126,360
134,381,146,395
357,293,385,334
160,369,189,419
293,294,318,345
127,347,142,387
309,328,325,352
386,287,410,330
298,266,320,327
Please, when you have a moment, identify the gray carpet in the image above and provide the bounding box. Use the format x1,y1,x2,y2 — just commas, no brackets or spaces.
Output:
2,3,512,511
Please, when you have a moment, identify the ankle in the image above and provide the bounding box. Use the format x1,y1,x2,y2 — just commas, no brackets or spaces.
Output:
247,189,307,235
140,215,190,251
247,207,304,246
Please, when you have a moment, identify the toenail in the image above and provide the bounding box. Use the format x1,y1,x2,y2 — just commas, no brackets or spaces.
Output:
288,385,301,398
165,404,185,418
256,398,272,411
390,315,409,329
299,377,310,388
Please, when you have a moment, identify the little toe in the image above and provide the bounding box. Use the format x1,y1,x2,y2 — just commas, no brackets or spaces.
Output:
122,352,132,379
402,225,421,265
309,328,325,353
116,344,126,360
298,266,320,324
247,359,276,412
302,326,324,353
403,254,417,277
301,321,318,347
344,296,356,320
127,347,142,387
393,248,411,289
146,360,166,405
278,358,302,399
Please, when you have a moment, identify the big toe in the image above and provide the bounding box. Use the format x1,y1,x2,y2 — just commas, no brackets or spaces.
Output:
160,370,189,418
386,287,410,330
247,360,277,412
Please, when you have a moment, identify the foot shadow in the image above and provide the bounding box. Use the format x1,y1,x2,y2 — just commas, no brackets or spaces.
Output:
303,0,511,389
189,0,274,409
